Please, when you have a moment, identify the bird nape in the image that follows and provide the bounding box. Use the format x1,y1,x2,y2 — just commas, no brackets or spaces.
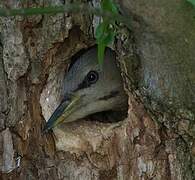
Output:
43,46,128,132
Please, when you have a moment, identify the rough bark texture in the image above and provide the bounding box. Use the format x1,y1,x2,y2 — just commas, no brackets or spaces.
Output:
0,0,195,180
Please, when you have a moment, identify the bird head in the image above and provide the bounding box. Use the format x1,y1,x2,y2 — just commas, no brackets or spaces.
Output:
43,47,127,132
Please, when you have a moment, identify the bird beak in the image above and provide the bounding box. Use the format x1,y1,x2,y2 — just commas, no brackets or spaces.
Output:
43,93,81,133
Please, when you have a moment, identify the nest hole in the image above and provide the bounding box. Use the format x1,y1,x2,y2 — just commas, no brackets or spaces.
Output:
42,45,129,152
43,45,129,134
86,110,127,124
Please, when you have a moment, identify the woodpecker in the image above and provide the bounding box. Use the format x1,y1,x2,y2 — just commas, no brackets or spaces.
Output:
43,47,127,132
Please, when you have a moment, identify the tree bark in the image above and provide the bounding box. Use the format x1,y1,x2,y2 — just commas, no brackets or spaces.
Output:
0,0,195,180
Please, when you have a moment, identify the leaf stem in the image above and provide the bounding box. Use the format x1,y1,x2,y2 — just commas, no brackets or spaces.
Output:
0,3,131,29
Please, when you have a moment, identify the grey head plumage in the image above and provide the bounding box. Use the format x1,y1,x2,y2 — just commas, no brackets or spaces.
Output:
43,46,127,132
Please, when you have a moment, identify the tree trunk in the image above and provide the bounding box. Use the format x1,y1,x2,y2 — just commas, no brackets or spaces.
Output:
0,0,195,180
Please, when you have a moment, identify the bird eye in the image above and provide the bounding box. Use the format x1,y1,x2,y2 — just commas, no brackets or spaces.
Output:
86,71,99,84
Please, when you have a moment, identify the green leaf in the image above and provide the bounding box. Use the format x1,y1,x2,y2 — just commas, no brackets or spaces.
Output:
95,24,115,65
101,0,118,14
96,30,115,66
97,43,106,66
95,22,106,39
102,30,115,45
187,0,195,6
95,0,119,65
